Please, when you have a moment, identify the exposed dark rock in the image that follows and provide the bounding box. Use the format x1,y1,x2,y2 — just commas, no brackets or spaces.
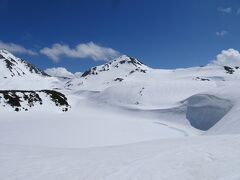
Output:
15,107,20,112
2,91,21,107
4,59,15,70
224,66,235,74
42,90,69,107
129,70,135,74
114,78,124,82
139,87,145,96
136,68,147,73
0,54,5,59
195,77,210,81
20,59,49,76
81,69,92,77
0,90,70,112
119,60,126,64
129,56,143,66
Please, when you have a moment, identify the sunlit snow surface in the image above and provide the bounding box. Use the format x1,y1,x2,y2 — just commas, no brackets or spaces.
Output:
1,51,240,179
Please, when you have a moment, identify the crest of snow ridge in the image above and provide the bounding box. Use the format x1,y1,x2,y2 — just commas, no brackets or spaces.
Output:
0,49,49,77
81,55,148,77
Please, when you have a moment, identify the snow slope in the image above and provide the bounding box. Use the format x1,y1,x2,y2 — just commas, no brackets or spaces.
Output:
64,55,240,134
0,95,197,148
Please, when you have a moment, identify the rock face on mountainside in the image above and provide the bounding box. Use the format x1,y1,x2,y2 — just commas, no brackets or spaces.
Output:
223,65,239,74
0,90,70,112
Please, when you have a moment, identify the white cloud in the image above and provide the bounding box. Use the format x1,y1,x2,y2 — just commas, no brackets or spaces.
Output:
44,67,74,78
216,30,228,37
0,41,37,55
40,42,120,62
218,7,232,14
212,49,240,67
74,72,83,78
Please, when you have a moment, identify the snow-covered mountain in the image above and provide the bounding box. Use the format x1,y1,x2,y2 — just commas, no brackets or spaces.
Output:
64,54,240,109
66,55,149,90
0,49,60,90
61,53,240,133
2,49,240,179
0,49,48,78
2,50,240,131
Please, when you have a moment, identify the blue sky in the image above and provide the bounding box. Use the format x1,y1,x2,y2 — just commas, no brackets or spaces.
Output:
0,0,240,72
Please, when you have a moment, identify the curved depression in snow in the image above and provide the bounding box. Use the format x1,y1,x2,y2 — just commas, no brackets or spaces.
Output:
182,94,233,131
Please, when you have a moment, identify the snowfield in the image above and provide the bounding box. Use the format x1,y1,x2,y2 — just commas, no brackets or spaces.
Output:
1,135,240,180
1,50,240,179
0,97,196,148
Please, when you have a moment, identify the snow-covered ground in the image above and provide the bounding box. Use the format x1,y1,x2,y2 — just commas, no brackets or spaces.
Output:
1,94,240,180
1,50,240,179
2,135,240,180
0,96,197,148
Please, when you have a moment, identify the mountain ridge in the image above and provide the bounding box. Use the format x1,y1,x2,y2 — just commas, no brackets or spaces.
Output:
0,49,49,78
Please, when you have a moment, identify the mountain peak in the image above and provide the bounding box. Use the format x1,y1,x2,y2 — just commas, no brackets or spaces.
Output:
111,55,145,67
81,55,148,77
0,49,49,78
0,49,17,60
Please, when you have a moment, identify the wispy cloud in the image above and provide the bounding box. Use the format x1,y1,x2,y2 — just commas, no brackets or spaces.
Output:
216,30,228,37
218,7,232,14
40,42,121,62
0,41,37,55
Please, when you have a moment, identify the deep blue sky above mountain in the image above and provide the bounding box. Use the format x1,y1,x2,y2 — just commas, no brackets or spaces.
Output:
0,0,240,72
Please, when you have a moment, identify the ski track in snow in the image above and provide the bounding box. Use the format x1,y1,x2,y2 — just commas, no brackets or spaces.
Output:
153,121,190,136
